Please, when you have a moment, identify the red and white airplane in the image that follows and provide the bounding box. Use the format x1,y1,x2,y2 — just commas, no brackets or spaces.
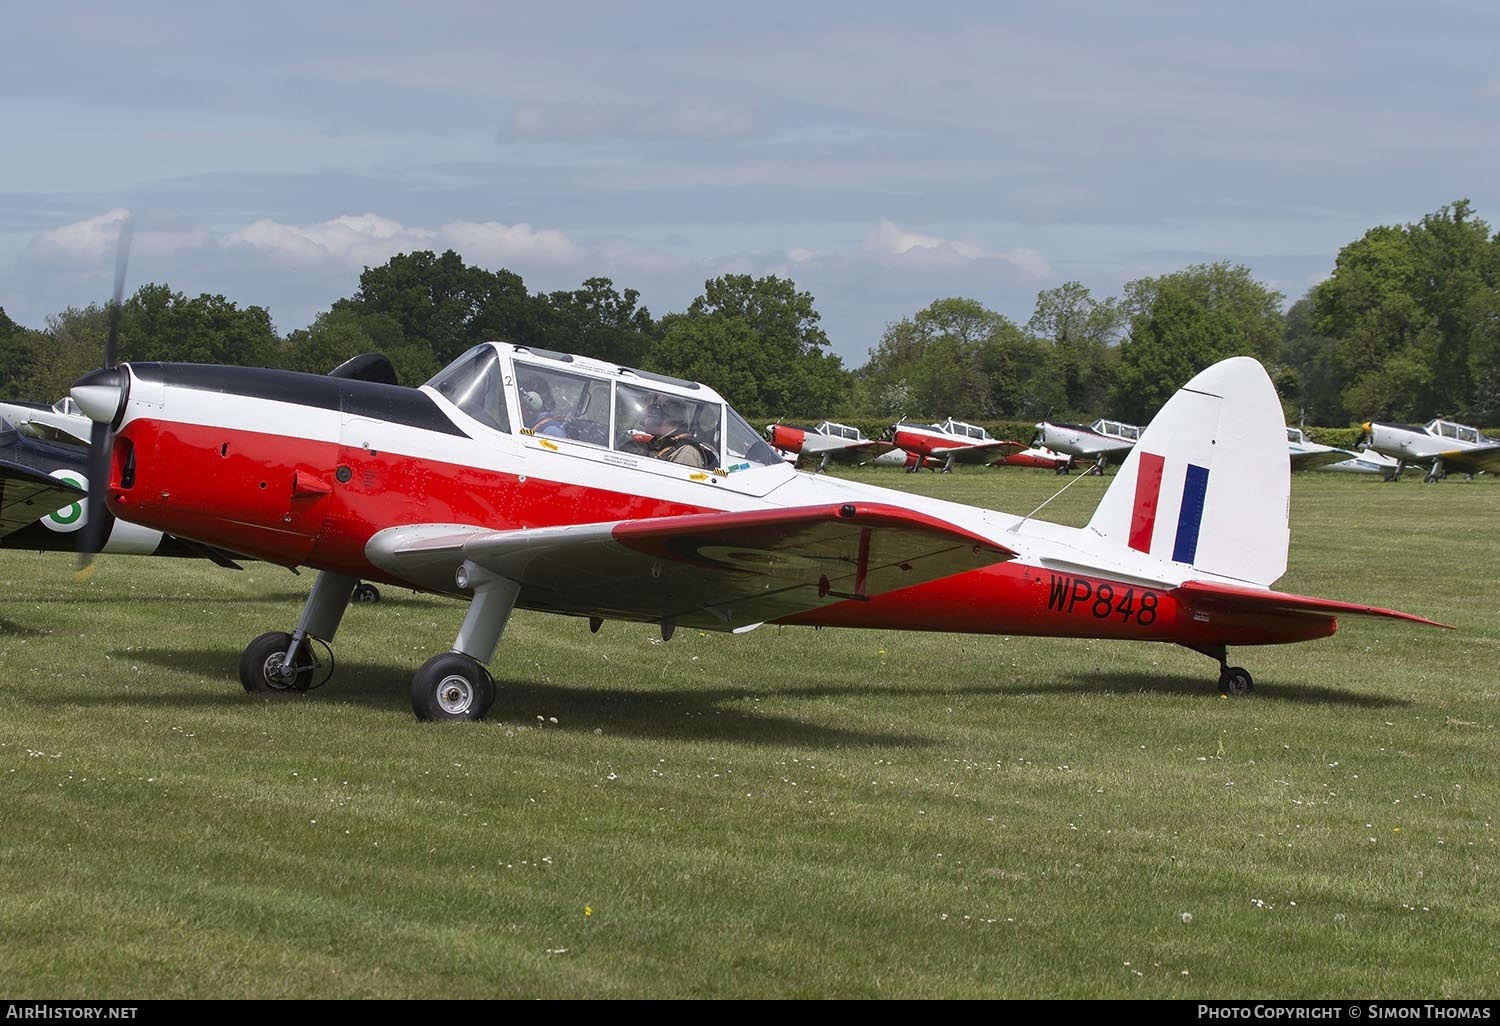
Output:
885,418,1030,473
765,420,897,471
69,344,1443,720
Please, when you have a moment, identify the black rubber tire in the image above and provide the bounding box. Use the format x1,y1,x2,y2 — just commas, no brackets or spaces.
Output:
1218,666,1254,696
239,631,314,693
410,653,496,722
351,582,381,603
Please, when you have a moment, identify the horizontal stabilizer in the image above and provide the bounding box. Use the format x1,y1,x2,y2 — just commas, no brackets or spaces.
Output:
1175,580,1450,628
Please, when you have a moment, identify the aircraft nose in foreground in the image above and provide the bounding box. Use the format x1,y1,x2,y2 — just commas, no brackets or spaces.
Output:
71,367,128,424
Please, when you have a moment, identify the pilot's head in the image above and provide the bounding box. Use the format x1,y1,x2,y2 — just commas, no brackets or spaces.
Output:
645,394,690,432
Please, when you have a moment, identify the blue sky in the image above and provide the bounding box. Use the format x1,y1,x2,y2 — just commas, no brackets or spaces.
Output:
3,1,1497,366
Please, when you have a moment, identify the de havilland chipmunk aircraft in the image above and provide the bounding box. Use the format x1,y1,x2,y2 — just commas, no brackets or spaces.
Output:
1356,418,1500,482
885,418,1030,473
765,420,897,471
67,344,1443,720
1033,417,1141,474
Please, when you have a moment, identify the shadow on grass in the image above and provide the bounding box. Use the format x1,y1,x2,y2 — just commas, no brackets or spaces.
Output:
0,617,54,637
1020,670,1412,708
19,589,451,607
61,647,938,750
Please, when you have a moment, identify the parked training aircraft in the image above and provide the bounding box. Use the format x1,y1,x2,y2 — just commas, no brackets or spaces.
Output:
886,418,1027,473
0,395,93,445
1357,418,1500,482
1033,418,1141,474
1317,447,1400,478
765,420,897,471
1285,427,1354,472
68,346,1443,720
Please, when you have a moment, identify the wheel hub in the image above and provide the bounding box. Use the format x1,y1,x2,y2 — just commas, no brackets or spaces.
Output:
436,674,474,714
262,653,299,689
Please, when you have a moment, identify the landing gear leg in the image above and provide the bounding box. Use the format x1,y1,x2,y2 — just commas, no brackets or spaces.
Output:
410,561,519,722
239,570,357,693
1185,644,1254,696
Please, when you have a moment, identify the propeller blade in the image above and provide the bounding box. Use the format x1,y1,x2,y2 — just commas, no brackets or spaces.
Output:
75,218,132,570
105,217,132,369
75,419,113,569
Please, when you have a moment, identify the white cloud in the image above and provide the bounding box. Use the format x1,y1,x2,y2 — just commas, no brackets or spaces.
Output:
228,214,435,266
862,218,1052,277
23,208,133,265
437,220,582,265
222,214,582,269
865,218,984,259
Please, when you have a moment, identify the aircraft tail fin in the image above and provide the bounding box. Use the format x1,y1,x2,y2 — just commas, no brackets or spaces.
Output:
1086,357,1289,588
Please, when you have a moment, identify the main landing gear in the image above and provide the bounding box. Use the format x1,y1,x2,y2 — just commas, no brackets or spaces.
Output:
1186,644,1254,695
238,563,521,722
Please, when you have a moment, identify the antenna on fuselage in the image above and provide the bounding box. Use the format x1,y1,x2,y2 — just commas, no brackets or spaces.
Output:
1007,465,1098,532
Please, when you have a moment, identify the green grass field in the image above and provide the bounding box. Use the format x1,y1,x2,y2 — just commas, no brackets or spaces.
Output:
1,470,1495,998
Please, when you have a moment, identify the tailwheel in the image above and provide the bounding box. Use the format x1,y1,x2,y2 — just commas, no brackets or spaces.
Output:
411,652,496,722
1218,666,1254,696
351,582,381,603
240,631,316,693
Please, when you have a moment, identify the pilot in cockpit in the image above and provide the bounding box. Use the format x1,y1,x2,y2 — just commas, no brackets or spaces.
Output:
619,391,716,468
519,377,568,438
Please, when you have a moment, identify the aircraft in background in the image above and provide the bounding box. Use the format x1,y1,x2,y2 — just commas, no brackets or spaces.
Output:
1357,418,1500,482
1033,418,1141,474
1285,426,1355,472
765,420,897,471
1317,446,1401,478
0,395,93,445
994,445,1074,474
885,418,1028,473
67,343,1442,721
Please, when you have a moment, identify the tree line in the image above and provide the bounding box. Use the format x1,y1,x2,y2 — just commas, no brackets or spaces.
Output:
3,199,1495,427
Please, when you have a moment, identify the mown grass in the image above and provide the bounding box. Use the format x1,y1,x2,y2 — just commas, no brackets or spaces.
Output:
0,470,1494,998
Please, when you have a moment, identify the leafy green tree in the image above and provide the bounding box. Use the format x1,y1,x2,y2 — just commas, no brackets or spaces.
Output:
120,285,279,367
1112,263,1285,422
1112,280,1240,423
1025,281,1124,416
1316,200,1497,421
859,298,1044,419
281,306,441,386
1123,262,1285,363
348,250,541,366
536,277,657,366
1281,292,1344,423
649,275,848,415
0,307,54,398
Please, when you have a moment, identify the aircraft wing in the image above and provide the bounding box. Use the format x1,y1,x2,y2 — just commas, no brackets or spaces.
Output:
0,458,84,540
1289,447,1355,472
934,440,1028,466
1436,445,1500,476
1174,580,1450,628
793,437,898,470
367,503,1015,631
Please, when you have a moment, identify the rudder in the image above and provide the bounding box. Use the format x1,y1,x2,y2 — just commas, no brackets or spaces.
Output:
1086,357,1289,587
